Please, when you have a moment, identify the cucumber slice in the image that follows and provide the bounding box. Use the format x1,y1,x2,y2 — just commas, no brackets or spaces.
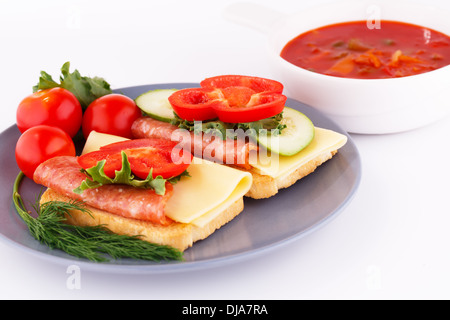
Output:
256,107,315,156
134,89,178,122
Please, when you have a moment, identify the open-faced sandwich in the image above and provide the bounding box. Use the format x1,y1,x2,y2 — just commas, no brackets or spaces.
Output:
34,133,252,252
132,75,348,199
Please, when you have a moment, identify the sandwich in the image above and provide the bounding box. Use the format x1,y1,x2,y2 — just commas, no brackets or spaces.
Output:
132,75,348,199
35,133,252,252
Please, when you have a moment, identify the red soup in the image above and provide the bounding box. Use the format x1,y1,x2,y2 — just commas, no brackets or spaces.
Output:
280,20,450,79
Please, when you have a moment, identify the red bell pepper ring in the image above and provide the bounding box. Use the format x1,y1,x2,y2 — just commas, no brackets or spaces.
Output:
168,75,287,123
168,87,222,121
200,75,284,94
213,90,287,123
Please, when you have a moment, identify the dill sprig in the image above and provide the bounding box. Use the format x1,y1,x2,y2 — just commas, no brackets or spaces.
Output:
12,172,184,263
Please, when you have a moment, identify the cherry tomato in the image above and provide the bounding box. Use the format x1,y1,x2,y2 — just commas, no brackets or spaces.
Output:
82,94,142,139
168,75,287,123
16,87,83,137
77,138,193,180
15,125,76,179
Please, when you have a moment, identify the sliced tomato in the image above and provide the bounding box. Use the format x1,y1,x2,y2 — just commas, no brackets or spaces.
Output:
168,75,287,123
200,75,284,94
77,138,192,180
168,88,223,121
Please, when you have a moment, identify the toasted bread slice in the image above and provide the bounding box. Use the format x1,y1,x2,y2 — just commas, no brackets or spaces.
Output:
236,149,338,199
40,188,244,252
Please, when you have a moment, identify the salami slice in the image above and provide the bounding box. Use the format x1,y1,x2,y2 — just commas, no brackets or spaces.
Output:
33,156,174,226
131,117,257,169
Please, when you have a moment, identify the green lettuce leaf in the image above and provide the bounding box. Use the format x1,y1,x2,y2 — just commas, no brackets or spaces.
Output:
73,151,189,195
170,112,287,140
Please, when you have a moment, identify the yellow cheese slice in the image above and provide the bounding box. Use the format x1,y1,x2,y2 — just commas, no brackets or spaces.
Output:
164,159,252,227
82,131,129,155
250,127,348,179
82,131,252,227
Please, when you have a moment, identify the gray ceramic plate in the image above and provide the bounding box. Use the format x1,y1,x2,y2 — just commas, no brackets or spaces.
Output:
0,83,361,274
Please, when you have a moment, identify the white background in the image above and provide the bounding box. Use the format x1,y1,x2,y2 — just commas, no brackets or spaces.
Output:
1,0,450,300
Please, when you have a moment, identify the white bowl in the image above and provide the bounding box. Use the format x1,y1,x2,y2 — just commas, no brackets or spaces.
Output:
224,0,450,134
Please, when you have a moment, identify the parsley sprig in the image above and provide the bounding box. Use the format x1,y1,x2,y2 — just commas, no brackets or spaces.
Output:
12,172,184,262
74,151,189,195
32,61,112,111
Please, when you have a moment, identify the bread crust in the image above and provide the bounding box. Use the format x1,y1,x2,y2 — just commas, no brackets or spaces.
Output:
242,150,338,199
40,188,244,252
